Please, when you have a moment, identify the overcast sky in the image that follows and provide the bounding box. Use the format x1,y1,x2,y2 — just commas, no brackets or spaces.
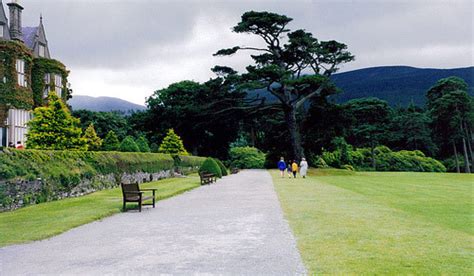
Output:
15,0,474,105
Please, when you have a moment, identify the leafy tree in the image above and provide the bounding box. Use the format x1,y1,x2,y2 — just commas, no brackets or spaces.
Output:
27,92,86,150
120,136,140,152
343,98,391,169
159,129,189,155
145,79,243,158
199,157,222,178
388,103,436,156
83,123,102,151
72,109,131,139
427,77,473,173
102,130,120,151
430,90,472,173
135,135,151,152
214,11,354,159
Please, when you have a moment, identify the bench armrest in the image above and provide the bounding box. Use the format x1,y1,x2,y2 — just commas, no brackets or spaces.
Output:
140,188,157,191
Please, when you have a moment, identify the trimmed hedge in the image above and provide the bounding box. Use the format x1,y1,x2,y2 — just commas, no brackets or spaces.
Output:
0,149,206,210
229,146,266,169
214,158,228,176
0,149,206,181
199,158,222,178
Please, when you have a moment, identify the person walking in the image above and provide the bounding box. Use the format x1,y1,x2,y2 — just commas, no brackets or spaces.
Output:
277,157,287,178
299,158,308,178
287,162,292,178
291,160,298,178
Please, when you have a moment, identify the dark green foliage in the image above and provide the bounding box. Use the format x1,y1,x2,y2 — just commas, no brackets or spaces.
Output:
72,109,131,139
136,136,151,153
102,130,120,151
213,158,228,176
321,145,446,172
215,10,354,159
199,158,222,178
120,136,140,152
31,57,69,106
229,146,266,169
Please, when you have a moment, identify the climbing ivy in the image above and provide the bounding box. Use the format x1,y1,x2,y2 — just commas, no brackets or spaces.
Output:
0,40,34,126
31,57,69,107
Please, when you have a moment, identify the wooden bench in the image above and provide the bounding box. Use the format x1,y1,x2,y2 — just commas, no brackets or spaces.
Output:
121,183,156,212
199,172,216,185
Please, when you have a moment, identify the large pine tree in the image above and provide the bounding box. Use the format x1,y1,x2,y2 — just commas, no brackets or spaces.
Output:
27,93,86,150
83,123,102,151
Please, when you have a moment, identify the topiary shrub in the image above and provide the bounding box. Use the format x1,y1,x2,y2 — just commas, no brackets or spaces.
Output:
213,158,228,176
199,157,222,178
229,146,266,169
135,136,151,152
312,156,329,168
120,136,140,152
102,130,120,151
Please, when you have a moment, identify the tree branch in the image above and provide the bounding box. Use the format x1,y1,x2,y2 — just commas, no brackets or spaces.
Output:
295,85,325,109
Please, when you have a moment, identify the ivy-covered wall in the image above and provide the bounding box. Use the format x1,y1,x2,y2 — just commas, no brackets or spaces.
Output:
31,57,69,106
0,40,34,127
0,40,70,128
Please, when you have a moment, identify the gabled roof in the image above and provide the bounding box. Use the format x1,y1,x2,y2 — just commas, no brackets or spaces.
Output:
22,26,38,48
0,0,11,40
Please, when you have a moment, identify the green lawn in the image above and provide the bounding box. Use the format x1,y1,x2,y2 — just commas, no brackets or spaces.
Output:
0,175,200,247
271,169,474,274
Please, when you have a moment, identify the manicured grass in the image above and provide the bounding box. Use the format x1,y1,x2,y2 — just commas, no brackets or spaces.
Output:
271,169,474,274
0,175,200,247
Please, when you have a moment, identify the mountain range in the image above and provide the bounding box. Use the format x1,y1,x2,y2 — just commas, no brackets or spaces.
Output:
331,66,473,106
69,95,146,113
68,66,474,112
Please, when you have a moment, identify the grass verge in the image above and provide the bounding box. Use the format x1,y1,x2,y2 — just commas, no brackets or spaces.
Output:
271,169,474,274
0,175,200,247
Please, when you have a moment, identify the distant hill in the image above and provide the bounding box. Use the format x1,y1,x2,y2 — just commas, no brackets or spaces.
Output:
331,66,474,106
68,95,146,113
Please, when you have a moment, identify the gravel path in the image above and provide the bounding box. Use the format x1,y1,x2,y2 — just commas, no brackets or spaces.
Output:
0,170,306,275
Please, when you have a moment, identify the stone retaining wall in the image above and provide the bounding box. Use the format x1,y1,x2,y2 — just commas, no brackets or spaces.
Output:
0,169,179,211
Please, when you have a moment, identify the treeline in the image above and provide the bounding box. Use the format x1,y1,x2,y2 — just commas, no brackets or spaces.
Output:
73,76,472,173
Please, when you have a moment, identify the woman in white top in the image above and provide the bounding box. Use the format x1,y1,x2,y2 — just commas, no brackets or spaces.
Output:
299,158,308,178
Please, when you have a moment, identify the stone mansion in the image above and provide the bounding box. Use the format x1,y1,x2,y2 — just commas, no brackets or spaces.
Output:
0,0,69,147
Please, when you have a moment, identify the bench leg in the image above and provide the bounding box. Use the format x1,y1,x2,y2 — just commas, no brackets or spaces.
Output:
139,194,142,212
152,191,156,208
123,200,126,212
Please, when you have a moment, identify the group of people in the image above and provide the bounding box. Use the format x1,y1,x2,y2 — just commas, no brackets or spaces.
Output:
7,141,24,149
277,157,308,178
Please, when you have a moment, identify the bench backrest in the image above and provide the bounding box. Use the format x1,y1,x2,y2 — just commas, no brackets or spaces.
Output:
121,183,140,200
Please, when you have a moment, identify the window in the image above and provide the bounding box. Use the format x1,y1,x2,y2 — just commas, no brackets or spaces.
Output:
43,73,50,98
39,44,45,57
0,25,3,38
54,74,62,98
16,59,27,87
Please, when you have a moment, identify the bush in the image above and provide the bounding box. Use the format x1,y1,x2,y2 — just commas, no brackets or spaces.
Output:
321,144,446,172
213,158,228,176
120,136,140,152
342,164,355,171
159,129,188,155
311,156,329,168
135,136,151,153
102,130,120,151
199,157,222,178
229,146,266,169
442,156,465,172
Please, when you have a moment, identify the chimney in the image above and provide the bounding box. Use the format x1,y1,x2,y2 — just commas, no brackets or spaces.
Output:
7,1,23,41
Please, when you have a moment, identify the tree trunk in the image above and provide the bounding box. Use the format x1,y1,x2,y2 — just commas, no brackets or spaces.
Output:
465,124,474,172
462,137,471,173
460,122,471,173
453,142,460,173
284,107,304,160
